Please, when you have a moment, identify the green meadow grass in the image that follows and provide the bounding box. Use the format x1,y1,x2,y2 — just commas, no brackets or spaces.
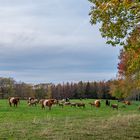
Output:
0,99,140,140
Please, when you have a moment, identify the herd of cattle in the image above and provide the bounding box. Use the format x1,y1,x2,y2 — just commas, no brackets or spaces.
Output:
8,97,140,110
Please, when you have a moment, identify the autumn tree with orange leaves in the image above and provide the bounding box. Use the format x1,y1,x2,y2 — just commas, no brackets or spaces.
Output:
89,0,140,99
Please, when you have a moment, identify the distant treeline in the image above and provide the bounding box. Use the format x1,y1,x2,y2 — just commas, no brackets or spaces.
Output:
50,81,114,100
0,77,139,100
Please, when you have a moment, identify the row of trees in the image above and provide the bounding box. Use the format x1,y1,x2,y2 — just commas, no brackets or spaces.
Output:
0,77,114,100
0,77,139,100
0,78,34,99
50,81,113,99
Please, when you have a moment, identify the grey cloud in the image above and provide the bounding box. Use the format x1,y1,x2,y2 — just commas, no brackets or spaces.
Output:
0,0,120,83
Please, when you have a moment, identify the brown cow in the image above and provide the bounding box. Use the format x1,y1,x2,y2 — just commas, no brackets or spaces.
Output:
8,97,20,107
76,103,85,108
123,101,131,105
28,99,38,106
71,103,77,107
58,103,64,108
111,104,118,110
39,99,45,104
89,102,95,107
64,102,71,106
94,100,101,108
41,99,56,110
28,97,34,102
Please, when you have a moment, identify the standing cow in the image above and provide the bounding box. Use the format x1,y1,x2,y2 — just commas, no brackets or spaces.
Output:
111,104,118,110
41,99,56,110
76,102,85,108
105,100,110,106
8,97,20,107
123,101,131,105
94,100,101,108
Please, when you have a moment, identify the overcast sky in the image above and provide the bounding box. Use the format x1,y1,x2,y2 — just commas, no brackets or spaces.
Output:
0,0,121,84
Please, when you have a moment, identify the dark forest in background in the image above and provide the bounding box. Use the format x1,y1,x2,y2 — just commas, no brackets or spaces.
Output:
0,77,139,100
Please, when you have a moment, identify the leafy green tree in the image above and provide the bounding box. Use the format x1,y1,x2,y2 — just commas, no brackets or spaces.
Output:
0,77,16,98
89,0,140,46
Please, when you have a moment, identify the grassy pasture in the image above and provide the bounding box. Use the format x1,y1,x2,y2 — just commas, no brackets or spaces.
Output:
0,99,140,140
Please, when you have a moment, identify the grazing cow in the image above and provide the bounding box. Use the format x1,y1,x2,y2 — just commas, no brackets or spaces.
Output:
28,99,38,106
58,103,64,108
61,99,65,104
76,103,85,108
94,100,101,108
111,104,118,110
105,100,110,106
53,99,59,105
123,101,131,105
138,106,140,110
39,99,45,104
89,102,95,107
65,98,70,102
71,103,77,107
41,99,56,110
28,97,34,102
8,97,20,107
64,102,71,106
